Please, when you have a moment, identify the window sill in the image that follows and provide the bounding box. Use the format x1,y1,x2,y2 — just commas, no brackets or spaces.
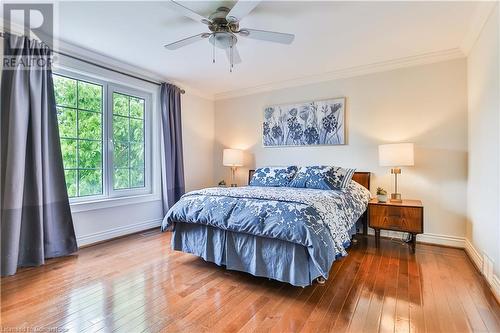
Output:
70,193,161,213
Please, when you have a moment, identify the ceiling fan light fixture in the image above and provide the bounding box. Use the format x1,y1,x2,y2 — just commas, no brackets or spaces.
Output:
208,32,237,50
208,32,237,71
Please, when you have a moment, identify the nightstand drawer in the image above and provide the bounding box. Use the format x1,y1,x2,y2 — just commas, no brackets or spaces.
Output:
369,205,423,233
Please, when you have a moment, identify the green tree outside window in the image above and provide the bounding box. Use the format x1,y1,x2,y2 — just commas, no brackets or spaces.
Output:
112,93,145,190
54,74,147,199
54,74,103,197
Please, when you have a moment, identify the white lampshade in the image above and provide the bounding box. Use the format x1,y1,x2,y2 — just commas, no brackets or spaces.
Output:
379,143,414,167
223,149,244,167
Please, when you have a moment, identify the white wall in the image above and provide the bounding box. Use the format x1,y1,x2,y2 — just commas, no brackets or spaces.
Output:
467,5,500,277
52,46,215,246
214,59,468,242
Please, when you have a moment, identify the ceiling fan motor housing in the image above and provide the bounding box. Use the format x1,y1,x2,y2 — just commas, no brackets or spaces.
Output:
208,7,240,33
205,7,239,50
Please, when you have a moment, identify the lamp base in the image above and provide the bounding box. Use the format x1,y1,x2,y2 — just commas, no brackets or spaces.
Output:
390,193,402,203
230,167,238,187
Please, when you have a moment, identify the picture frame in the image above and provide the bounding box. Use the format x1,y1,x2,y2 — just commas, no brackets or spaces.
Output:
262,97,346,147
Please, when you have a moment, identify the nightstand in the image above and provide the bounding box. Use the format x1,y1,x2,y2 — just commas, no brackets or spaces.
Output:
368,198,423,252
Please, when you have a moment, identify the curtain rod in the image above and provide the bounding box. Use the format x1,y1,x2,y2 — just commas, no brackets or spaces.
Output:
0,32,185,94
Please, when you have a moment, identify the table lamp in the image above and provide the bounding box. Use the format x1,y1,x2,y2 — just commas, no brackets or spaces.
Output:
223,148,244,187
378,143,414,203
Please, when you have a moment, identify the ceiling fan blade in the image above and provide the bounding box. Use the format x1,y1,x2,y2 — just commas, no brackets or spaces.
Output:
164,33,209,50
167,0,212,25
227,1,261,22
225,46,242,64
239,28,294,44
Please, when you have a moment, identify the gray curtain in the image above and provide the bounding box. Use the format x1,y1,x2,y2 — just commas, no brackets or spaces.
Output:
160,83,185,215
1,34,77,276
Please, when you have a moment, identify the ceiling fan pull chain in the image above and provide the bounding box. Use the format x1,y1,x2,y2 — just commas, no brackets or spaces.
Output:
230,45,233,72
212,34,216,63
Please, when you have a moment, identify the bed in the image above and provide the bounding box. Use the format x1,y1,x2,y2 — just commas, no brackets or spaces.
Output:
161,170,371,287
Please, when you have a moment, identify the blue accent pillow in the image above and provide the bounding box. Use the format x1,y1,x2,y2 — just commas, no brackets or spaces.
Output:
249,166,298,187
288,166,356,190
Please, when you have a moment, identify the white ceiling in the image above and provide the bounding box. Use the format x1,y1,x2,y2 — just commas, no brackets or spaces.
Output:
52,1,480,97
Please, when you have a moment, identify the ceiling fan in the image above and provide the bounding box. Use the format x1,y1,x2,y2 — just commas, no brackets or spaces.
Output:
164,0,295,72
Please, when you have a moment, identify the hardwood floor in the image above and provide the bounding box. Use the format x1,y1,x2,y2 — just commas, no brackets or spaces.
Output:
1,230,500,333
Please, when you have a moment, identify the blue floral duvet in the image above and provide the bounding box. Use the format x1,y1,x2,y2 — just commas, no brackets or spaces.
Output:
162,181,371,281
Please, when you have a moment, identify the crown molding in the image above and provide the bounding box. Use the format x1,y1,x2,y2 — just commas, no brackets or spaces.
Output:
53,37,214,101
214,48,465,101
460,1,497,56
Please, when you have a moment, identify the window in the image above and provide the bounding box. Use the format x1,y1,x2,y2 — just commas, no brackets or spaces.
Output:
112,92,145,190
53,71,151,201
54,75,103,197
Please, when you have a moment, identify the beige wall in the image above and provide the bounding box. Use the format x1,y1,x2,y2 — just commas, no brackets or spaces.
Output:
182,93,215,191
467,5,500,276
214,59,468,240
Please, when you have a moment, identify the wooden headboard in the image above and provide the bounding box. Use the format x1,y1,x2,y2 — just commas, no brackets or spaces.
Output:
248,170,371,190
352,172,371,190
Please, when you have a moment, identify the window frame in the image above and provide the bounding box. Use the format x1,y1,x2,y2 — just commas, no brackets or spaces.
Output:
107,83,152,198
53,68,153,203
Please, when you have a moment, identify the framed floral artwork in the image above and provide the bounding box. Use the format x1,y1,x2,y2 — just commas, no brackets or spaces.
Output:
262,97,345,147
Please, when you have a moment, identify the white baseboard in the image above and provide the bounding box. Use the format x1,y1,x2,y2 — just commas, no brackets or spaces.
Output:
366,228,465,248
493,275,500,304
465,238,483,270
464,238,500,303
77,218,163,247
417,233,465,248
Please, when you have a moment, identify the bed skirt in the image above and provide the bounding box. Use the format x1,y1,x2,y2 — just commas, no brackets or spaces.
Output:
172,222,356,287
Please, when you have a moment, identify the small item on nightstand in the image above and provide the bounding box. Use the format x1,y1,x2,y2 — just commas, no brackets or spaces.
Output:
218,180,226,187
376,187,388,203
